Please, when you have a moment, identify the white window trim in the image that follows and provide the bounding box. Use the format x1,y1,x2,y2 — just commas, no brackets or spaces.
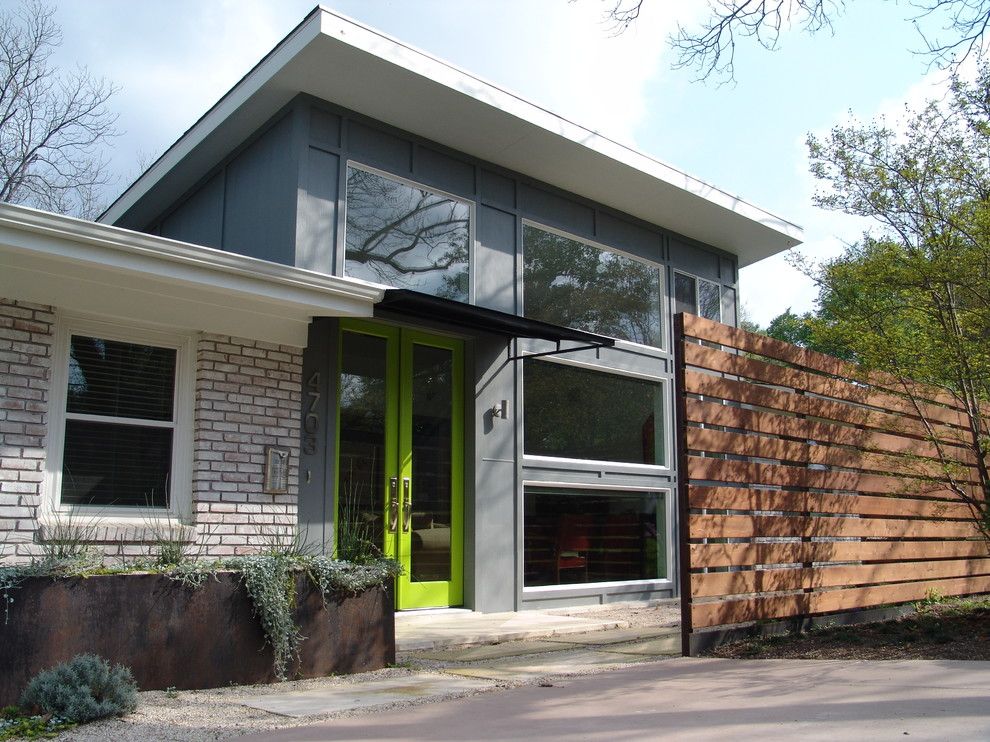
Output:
521,219,667,353
520,480,675,592
341,160,477,304
520,355,672,473
43,314,195,525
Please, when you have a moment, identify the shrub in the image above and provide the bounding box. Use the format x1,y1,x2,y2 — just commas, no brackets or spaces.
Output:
20,654,137,723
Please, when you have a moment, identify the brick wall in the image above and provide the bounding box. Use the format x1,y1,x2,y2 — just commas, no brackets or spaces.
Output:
0,300,306,562
0,300,54,560
193,335,303,556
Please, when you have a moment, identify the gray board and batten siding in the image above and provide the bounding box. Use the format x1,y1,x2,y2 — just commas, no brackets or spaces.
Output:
140,94,739,612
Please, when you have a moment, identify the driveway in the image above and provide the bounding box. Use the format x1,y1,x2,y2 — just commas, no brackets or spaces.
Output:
239,657,990,741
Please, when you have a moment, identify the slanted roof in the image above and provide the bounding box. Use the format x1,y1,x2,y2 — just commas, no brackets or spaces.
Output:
101,6,803,267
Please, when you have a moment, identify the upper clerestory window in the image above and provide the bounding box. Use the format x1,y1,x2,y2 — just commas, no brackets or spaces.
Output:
344,164,471,302
522,223,664,349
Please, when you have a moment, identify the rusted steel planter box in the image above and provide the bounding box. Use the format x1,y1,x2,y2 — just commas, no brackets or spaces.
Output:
0,572,394,706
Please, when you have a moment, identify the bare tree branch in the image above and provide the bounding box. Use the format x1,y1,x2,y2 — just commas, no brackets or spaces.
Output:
0,0,118,218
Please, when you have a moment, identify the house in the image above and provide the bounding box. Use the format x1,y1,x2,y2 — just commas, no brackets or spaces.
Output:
0,7,802,612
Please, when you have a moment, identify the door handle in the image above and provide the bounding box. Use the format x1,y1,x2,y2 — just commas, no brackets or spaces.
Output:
402,477,411,533
388,477,398,533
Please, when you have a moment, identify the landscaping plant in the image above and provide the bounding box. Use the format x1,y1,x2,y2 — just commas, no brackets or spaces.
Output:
19,654,137,723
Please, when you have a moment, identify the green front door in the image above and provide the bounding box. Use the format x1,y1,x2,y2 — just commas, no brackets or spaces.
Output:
335,321,464,609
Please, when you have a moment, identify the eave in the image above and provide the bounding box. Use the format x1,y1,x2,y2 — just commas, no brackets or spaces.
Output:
100,6,802,267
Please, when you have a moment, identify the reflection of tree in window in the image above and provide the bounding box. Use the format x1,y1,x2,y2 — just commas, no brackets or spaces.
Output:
524,360,664,466
345,168,470,301
523,226,662,347
673,272,723,322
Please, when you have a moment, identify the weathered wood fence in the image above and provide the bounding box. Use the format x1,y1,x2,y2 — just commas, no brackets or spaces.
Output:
674,313,989,654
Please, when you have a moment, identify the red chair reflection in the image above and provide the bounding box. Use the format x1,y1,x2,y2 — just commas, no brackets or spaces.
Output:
555,515,592,583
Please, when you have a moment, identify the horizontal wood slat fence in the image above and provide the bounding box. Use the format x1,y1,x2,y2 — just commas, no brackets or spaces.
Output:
674,313,988,654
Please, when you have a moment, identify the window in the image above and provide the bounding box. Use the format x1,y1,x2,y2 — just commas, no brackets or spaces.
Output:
523,223,663,348
344,165,471,301
673,271,736,324
524,486,666,588
50,319,191,512
524,360,665,466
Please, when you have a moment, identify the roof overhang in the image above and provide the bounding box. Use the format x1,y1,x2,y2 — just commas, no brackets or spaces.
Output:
0,203,384,346
101,6,803,267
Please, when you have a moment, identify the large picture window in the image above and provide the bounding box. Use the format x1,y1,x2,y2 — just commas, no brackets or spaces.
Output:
523,224,663,348
344,165,471,301
524,486,666,588
523,360,665,466
52,322,189,511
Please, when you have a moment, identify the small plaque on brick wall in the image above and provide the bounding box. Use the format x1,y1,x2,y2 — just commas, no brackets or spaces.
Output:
263,446,290,494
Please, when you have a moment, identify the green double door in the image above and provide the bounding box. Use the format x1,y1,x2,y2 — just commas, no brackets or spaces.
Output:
335,321,464,609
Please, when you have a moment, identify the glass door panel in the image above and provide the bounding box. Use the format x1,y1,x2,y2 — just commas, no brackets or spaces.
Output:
409,344,453,583
336,322,462,609
336,328,397,562
397,331,463,609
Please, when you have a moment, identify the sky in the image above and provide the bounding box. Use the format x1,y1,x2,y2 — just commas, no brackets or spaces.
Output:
43,0,967,325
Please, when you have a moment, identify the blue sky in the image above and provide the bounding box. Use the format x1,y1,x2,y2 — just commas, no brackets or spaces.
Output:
47,0,959,325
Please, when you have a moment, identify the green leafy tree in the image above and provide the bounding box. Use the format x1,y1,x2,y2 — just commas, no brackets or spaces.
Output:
804,65,990,541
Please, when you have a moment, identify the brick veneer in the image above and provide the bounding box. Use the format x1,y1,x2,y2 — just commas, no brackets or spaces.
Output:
0,300,54,560
0,299,305,562
192,334,303,556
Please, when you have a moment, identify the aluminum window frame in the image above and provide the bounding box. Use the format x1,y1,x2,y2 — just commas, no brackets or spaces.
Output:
519,480,674,594
521,219,667,354
341,160,477,304
520,354,672,473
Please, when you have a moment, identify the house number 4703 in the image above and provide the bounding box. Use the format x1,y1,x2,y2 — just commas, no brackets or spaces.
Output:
303,371,320,456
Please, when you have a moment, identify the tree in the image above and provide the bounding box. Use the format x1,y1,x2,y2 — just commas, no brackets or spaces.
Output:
603,0,990,82
803,65,990,541
0,1,118,218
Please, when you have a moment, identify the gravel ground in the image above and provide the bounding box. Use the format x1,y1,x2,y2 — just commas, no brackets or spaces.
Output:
53,601,681,742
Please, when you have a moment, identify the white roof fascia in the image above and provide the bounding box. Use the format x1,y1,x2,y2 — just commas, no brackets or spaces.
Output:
101,7,803,266
0,203,383,346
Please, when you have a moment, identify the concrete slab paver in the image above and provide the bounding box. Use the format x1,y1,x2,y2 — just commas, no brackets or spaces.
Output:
395,609,627,651
545,625,680,645
441,648,656,681
238,674,494,718
406,640,570,662
593,634,681,656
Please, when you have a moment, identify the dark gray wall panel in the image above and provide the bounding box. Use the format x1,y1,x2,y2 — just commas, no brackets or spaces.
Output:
310,108,341,151
479,169,515,211
519,183,595,236
597,212,661,263
348,121,411,173
720,255,737,285
296,147,339,273
298,318,337,553
669,238,720,281
475,205,516,314
160,172,223,248
415,146,475,196
222,114,297,264
472,336,517,612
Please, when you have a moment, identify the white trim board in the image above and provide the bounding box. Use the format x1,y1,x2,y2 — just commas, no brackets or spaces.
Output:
0,203,385,346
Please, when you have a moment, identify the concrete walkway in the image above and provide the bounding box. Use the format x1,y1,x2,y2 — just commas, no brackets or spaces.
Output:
394,608,635,651
240,658,990,741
